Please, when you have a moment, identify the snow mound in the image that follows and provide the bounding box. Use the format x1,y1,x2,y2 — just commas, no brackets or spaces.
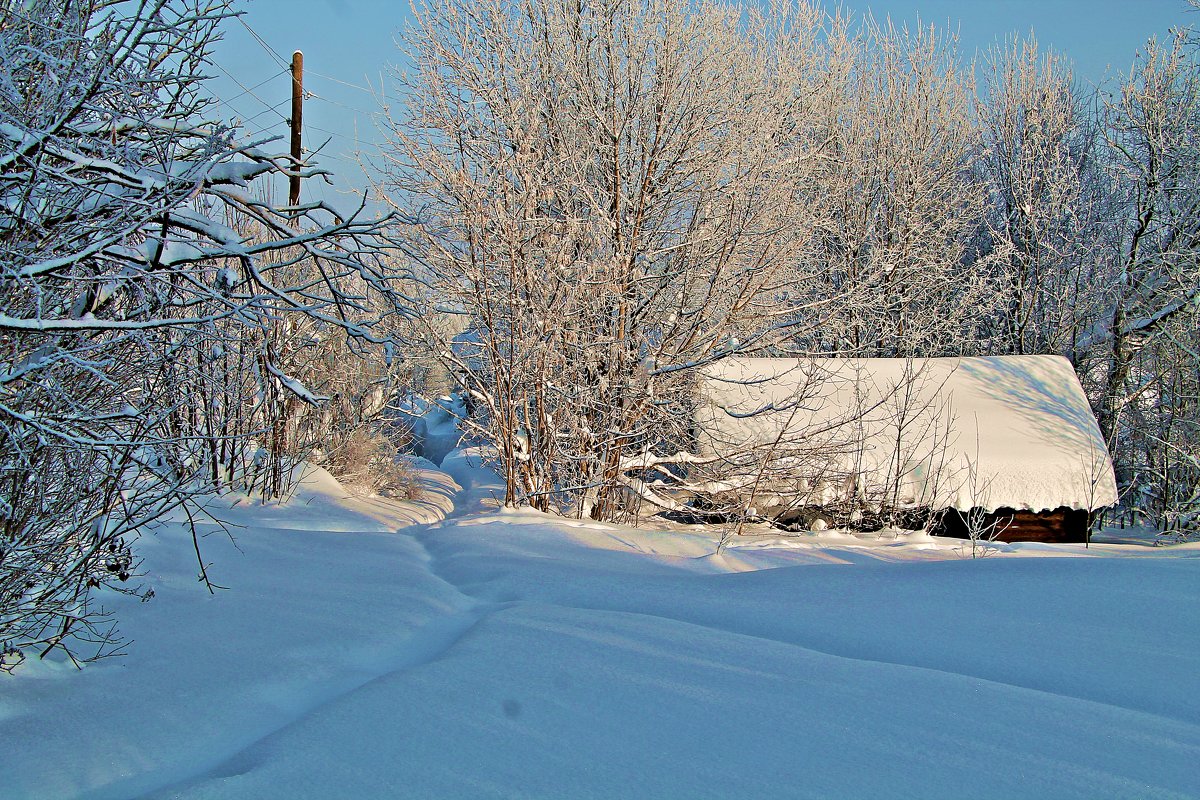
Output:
209,461,459,533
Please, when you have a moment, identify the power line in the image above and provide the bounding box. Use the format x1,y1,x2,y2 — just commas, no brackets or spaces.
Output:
202,81,287,145
304,118,331,207
236,16,291,71
240,98,291,126
304,69,380,97
218,18,389,198
208,96,288,143
212,68,288,106
305,123,353,143
209,60,289,125
230,18,386,125
232,16,392,106
303,122,387,154
306,90,376,118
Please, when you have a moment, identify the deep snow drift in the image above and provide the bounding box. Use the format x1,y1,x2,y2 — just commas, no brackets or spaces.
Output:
2,451,1198,799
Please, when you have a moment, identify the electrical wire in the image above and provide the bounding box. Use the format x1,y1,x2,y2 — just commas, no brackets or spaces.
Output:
304,69,379,97
305,90,375,118
236,16,292,71
209,60,289,124
240,98,291,126
211,68,288,106
216,17,390,204
234,16,387,107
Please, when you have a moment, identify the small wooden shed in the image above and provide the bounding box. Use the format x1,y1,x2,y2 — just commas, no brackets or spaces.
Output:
692,356,1118,543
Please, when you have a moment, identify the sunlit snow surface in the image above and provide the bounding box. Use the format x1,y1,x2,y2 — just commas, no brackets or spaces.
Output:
2,453,1198,799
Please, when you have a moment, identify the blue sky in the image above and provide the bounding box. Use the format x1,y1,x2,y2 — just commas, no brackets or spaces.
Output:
207,0,1196,214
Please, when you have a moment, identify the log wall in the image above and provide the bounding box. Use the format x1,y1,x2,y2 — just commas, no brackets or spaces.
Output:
935,507,1092,543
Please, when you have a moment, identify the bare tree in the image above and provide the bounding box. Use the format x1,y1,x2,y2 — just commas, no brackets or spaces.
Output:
1079,29,1200,526
380,0,840,521
792,14,993,358
0,0,406,666
976,35,1108,359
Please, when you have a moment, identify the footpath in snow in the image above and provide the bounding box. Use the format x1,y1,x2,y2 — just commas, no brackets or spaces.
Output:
2,442,1199,799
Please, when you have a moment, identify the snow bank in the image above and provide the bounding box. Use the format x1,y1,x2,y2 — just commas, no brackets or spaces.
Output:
696,356,1118,514
231,460,458,531
3,451,1195,800
0,466,466,799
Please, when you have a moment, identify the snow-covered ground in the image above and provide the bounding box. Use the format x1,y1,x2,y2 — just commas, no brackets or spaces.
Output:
3,447,1199,799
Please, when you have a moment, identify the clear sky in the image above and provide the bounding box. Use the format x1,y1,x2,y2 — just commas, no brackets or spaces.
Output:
207,0,1196,215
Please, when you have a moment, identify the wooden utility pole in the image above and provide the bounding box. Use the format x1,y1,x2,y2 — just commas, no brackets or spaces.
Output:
288,50,304,209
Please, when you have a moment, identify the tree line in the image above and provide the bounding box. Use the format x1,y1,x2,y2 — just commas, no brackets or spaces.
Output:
384,0,1200,533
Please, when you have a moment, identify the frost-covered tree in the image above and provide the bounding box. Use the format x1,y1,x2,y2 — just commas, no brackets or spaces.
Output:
975,26,1200,534
968,28,1200,536
381,0,837,520
1087,29,1200,531
793,15,993,358
378,0,1200,536
976,35,1108,359
0,0,403,666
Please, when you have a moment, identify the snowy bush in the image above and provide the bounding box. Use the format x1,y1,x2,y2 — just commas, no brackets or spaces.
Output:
321,428,422,500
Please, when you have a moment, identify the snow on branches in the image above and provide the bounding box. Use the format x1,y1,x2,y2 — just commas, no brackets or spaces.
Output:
0,0,409,666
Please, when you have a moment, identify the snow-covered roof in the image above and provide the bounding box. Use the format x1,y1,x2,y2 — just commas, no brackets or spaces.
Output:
694,356,1118,514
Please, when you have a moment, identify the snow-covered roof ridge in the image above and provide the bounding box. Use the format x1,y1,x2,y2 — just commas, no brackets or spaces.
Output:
695,355,1119,513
